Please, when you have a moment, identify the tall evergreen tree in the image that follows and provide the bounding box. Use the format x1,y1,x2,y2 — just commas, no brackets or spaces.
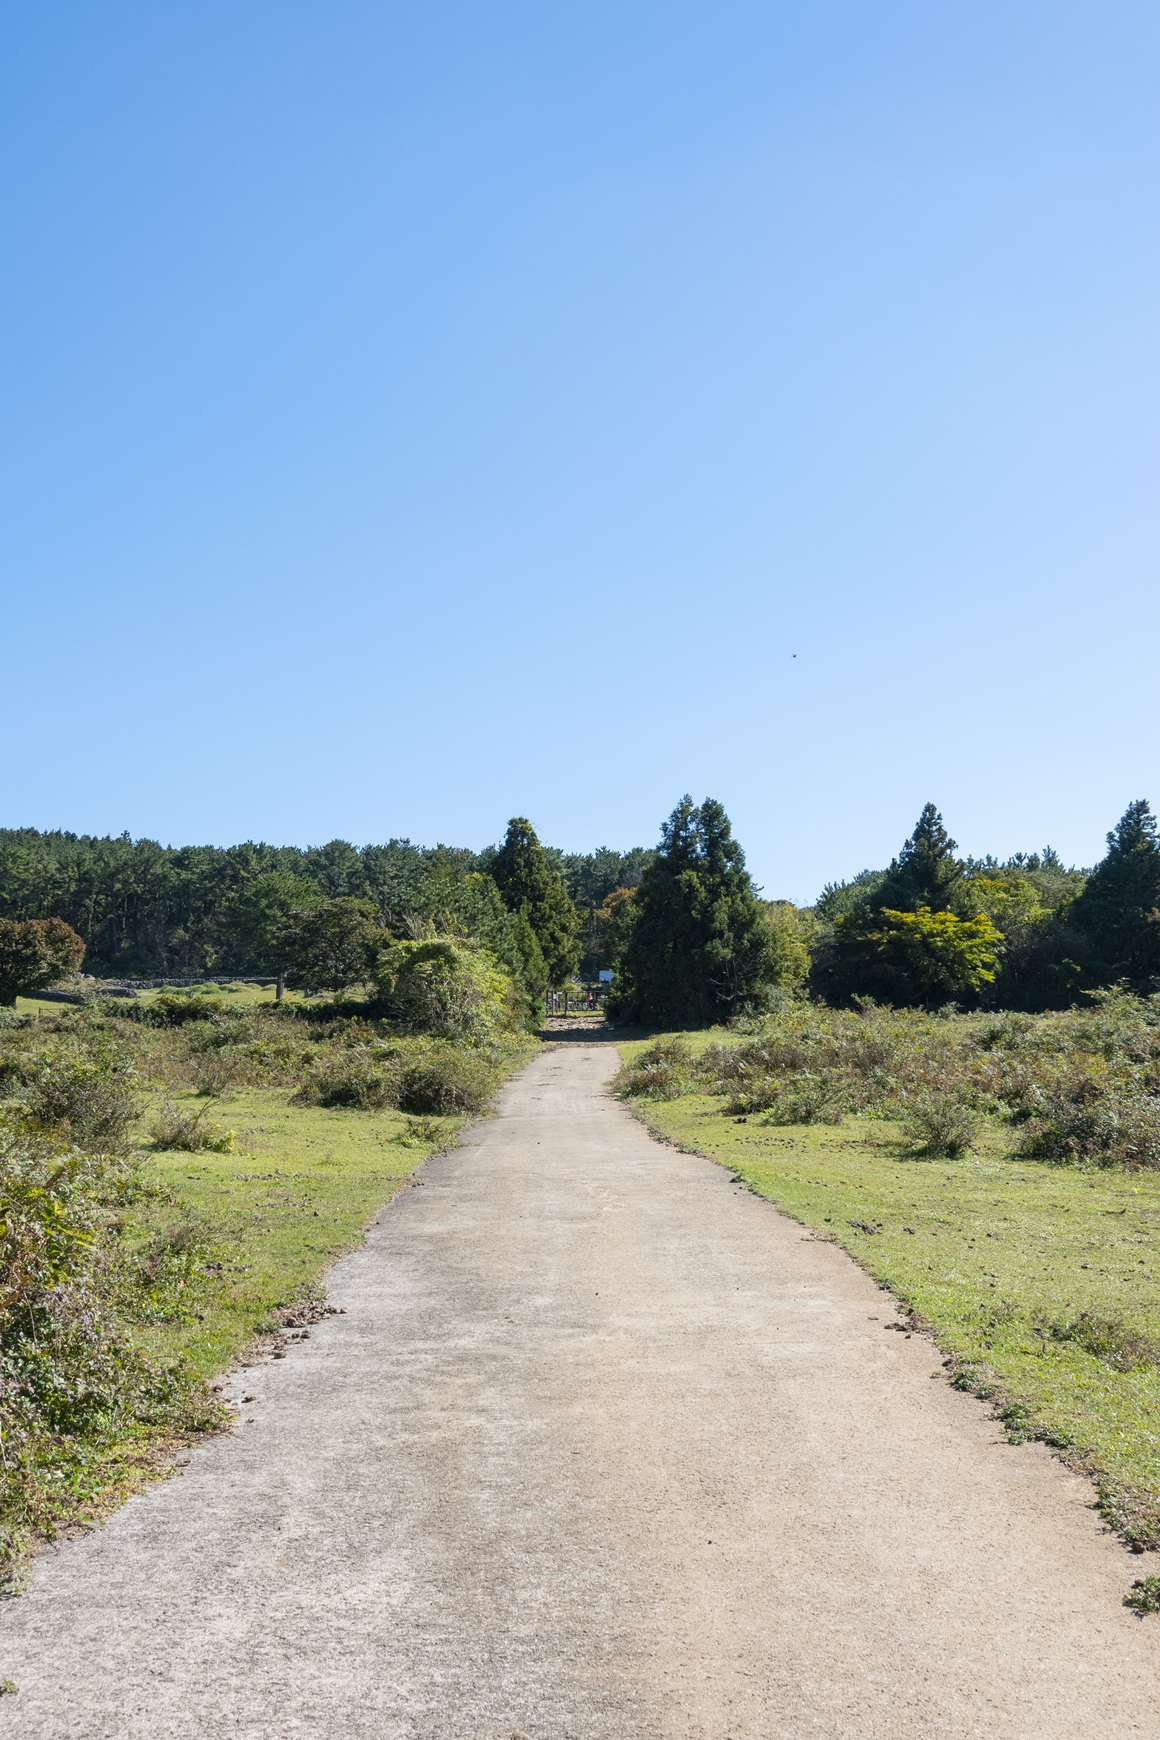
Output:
817,804,976,1005
1070,800,1160,989
606,797,781,1027
490,818,580,987
873,803,964,914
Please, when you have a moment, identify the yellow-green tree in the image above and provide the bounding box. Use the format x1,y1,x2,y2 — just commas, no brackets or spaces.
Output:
833,905,1001,1007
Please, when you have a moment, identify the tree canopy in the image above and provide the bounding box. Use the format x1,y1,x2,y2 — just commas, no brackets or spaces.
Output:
0,917,86,1006
605,797,785,1027
872,803,965,914
490,819,581,988
277,899,385,996
1069,800,1160,990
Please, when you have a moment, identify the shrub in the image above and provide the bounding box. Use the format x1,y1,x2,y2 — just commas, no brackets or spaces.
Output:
731,1073,847,1124
190,1050,244,1097
291,1038,506,1116
126,992,226,1027
148,1103,235,1152
613,1037,695,1101
19,1049,139,1151
291,1054,401,1110
184,1013,247,1052
378,937,518,1043
901,1092,977,1157
396,1045,498,1114
1015,1089,1160,1170
0,1120,214,1586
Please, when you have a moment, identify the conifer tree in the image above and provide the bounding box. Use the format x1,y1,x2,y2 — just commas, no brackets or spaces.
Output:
606,797,781,1027
818,804,979,1005
873,803,964,914
1070,800,1160,988
490,818,580,987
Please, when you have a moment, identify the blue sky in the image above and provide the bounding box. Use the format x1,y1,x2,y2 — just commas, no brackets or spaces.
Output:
4,2,1159,898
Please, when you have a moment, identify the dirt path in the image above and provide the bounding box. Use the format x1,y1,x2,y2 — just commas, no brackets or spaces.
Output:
1,1044,1156,1737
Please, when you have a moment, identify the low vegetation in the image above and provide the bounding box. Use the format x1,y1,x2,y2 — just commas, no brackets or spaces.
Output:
615,994,1160,1555
5,790,1160,1600
0,983,537,1589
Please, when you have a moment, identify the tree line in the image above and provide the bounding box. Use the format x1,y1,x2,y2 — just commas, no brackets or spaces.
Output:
0,824,649,978
2,795,1159,1021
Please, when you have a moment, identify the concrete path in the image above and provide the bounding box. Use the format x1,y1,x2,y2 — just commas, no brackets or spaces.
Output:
1,1044,1157,1737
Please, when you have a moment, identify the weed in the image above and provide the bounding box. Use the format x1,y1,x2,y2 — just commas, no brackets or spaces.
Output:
190,1049,245,1098
1046,1313,1160,1372
613,1038,694,1101
1124,1576,1160,1615
902,1093,977,1158
19,1049,138,1151
149,1102,235,1153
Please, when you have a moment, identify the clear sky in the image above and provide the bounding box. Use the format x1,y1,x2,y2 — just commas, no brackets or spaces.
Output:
4,2,1159,899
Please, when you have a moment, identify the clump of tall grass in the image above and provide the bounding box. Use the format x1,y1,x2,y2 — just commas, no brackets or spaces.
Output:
16,1046,139,1151
291,1036,517,1117
149,1101,235,1153
1015,1087,1160,1170
901,1092,978,1158
612,1038,695,1101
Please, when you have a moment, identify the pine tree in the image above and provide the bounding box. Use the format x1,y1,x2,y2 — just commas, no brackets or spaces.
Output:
818,804,971,1005
1070,800,1160,988
490,818,580,988
606,797,781,1027
873,803,964,914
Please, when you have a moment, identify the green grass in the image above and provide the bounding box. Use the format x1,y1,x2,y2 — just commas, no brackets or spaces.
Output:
618,1031,1160,1551
13,982,306,1019
124,1085,459,1384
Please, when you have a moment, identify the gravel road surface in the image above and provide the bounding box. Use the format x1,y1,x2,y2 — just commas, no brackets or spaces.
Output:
0,1042,1156,1737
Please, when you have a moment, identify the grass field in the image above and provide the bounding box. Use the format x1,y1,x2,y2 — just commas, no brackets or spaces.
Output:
124,1084,460,1386
0,995,539,1582
617,1029,1160,1553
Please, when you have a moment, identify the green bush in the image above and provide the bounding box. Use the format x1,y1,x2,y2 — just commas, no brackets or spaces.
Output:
378,937,519,1043
291,1053,402,1111
19,1049,139,1151
901,1091,977,1157
396,1045,499,1114
613,1037,695,1101
1015,1088,1160,1170
123,992,226,1027
291,1031,519,1117
730,1073,847,1124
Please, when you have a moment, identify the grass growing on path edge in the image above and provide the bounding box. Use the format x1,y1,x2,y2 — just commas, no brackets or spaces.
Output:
616,1031,1160,1563
1,1039,539,1591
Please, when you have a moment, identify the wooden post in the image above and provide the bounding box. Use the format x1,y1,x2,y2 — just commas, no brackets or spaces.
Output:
276,973,284,1002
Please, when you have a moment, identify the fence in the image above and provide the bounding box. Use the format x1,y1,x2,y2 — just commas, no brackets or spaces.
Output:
543,989,608,1016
